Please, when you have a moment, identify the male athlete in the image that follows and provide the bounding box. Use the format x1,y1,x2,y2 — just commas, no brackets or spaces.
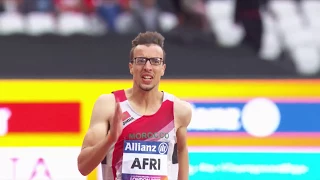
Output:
77,31,192,180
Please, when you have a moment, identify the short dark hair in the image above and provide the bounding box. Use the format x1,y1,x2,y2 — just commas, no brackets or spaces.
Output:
130,31,166,63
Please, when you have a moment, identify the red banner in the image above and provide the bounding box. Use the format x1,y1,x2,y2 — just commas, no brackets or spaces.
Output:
0,102,80,134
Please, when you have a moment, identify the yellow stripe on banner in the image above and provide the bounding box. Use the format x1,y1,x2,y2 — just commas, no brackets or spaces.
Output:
160,79,320,98
0,79,320,147
1,79,320,100
1,134,83,146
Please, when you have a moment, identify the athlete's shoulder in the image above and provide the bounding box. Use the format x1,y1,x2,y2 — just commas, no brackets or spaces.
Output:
89,93,117,126
173,96,192,127
173,96,191,110
96,89,125,102
163,91,191,110
96,93,116,103
93,93,117,112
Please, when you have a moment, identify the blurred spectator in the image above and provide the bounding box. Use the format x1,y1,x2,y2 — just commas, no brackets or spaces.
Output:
54,0,94,14
0,0,5,13
54,0,97,36
172,0,209,31
112,0,173,33
21,0,55,14
234,0,263,53
95,0,126,33
129,0,163,32
83,0,95,14
0,0,23,13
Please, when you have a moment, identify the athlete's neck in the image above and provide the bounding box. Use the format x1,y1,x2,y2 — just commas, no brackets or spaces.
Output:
126,86,163,115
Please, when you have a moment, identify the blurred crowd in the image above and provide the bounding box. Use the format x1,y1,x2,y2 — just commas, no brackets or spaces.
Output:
0,0,319,76
0,0,213,35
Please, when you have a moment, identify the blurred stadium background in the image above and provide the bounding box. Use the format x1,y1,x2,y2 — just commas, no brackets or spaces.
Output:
0,0,320,179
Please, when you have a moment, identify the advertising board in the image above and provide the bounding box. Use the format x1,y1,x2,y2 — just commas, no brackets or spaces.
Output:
188,147,320,180
189,99,320,134
1,79,320,147
1,146,318,180
0,147,86,180
96,147,320,180
1,79,320,179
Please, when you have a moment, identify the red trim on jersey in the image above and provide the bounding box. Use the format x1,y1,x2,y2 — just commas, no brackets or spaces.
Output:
111,99,174,178
112,90,127,102
111,89,127,178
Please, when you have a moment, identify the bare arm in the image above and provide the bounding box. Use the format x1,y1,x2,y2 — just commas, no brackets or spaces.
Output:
77,94,117,176
174,98,192,180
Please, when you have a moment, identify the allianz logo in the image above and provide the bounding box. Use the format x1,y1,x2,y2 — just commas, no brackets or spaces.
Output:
125,142,168,155
188,98,281,137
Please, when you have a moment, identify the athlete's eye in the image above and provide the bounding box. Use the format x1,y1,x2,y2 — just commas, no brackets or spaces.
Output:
132,57,163,66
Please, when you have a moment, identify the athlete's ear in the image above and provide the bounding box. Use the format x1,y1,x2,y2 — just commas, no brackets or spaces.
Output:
129,63,133,75
161,64,166,76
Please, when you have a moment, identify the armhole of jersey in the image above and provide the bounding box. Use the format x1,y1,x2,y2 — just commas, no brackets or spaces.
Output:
170,93,178,164
172,143,178,164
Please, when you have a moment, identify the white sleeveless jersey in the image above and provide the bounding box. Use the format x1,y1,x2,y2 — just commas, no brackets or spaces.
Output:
100,90,179,180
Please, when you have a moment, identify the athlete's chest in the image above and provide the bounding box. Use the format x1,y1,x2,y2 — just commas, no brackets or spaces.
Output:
118,97,176,140
120,110,175,141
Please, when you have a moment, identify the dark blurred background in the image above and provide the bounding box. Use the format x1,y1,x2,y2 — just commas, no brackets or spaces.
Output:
0,0,319,78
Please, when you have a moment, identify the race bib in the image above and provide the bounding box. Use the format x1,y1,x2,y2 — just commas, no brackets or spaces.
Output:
122,140,169,180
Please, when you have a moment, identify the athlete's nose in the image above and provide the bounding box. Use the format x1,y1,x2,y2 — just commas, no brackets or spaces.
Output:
143,61,153,71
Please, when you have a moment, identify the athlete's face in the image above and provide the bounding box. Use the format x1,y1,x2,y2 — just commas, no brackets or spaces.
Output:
129,44,166,91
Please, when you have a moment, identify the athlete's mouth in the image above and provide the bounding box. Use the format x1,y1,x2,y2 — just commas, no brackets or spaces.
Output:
141,74,153,80
142,76,152,79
